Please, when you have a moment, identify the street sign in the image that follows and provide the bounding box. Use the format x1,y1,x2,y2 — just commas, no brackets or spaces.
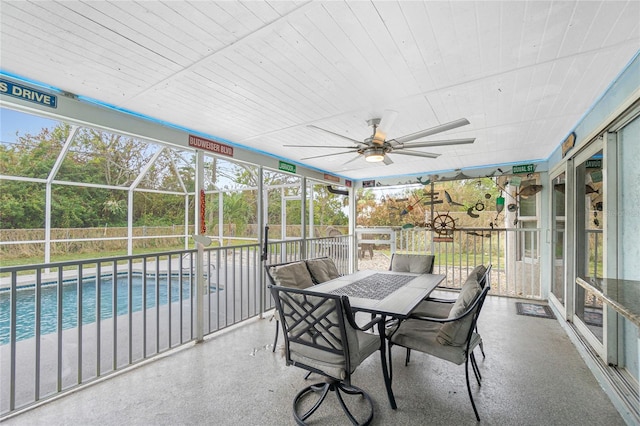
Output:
512,164,536,174
278,161,296,174
323,173,339,182
0,79,57,108
188,135,234,157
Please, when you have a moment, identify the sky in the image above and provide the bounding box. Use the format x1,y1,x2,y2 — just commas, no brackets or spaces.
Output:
0,107,59,145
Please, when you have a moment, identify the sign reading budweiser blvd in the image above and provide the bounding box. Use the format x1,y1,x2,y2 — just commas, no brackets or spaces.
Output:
188,135,234,157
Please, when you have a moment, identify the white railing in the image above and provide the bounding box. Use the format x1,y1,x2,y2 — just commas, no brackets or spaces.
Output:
0,235,354,417
1,229,540,418
356,227,542,299
0,244,263,417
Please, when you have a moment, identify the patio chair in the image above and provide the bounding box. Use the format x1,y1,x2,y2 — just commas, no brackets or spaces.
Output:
270,285,392,425
265,260,316,352
416,265,492,357
389,253,435,274
387,283,491,422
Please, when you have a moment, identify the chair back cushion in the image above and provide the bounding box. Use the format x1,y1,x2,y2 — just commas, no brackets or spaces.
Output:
466,264,487,286
436,278,481,346
306,257,340,284
269,261,315,289
390,254,435,274
478,264,492,288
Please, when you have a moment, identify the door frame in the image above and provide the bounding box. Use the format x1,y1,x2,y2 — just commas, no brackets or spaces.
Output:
571,140,605,357
548,163,568,318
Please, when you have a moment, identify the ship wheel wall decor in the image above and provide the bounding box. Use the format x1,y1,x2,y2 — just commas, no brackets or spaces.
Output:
431,213,456,236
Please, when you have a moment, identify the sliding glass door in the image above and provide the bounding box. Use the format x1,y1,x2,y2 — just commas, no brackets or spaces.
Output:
574,145,604,348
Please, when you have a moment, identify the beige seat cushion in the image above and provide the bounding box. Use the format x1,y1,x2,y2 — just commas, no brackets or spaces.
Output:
436,278,481,346
269,262,315,289
390,254,435,274
306,257,340,284
412,299,453,318
390,319,482,365
290,329,379,380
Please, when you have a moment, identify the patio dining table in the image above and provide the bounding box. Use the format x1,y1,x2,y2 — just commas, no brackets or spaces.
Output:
311,269,446,409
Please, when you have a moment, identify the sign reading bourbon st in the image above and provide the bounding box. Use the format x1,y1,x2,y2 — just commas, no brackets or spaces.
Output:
188,135,234,157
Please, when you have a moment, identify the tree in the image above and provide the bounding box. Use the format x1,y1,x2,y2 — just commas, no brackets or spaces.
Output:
1,124,108,228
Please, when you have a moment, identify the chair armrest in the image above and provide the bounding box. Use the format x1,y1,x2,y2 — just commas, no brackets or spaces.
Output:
342,296,382,332
424,297,456,303
351,315,383,332
407,313,457,323
410,286,490,324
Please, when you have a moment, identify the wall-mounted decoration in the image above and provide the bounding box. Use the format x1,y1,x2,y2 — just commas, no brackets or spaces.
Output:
431,213,456,236
561,132,576,157
518,184,543,197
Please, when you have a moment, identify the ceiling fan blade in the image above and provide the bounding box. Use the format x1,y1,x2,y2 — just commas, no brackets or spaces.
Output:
390,149,440,159
284,144,357,149
379,109,398,132
396,138,476,149
341,154,364,166
382,155,394,165
301,149,359,160
380,109,399,132
307,125,364,145
374,110,399,144
392,118,470,144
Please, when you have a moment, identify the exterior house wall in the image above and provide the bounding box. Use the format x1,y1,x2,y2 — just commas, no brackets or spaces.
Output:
547,52,640,398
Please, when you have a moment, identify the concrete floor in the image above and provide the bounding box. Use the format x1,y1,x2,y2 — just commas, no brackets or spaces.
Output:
3,295,625,425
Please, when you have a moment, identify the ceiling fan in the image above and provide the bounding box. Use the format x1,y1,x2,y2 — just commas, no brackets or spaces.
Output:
285,111,475,165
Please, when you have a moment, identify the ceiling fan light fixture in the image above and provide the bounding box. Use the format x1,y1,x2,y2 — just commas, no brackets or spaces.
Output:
364,147,386,162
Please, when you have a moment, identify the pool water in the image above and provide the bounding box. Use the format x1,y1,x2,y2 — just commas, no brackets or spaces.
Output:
0,274,193,345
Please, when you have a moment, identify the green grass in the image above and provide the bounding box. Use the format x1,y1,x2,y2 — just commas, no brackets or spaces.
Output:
0,238,262,270
0,245,188,269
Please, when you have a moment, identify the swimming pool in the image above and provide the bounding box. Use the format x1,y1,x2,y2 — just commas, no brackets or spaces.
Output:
0,274,194,345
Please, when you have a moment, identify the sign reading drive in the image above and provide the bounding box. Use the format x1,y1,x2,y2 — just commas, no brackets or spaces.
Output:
188,135,234,157
0,79,57,108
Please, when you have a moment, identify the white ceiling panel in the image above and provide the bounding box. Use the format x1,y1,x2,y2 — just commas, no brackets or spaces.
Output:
1,0,638,182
